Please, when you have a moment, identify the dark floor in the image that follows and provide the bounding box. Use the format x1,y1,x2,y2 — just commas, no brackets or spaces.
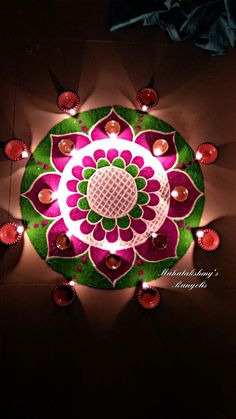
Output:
0,1,236,418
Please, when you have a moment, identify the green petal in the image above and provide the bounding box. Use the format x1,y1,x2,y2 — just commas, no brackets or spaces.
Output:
83,168,96,180
78,180,88,195
129,205,142,219
135,177,147,190
97,159,110,169
78,197,90,210
102,218,116,231
137,191,149,205
126,164,139,177
87,210,102,224
117,215,130,229
112,157,125,169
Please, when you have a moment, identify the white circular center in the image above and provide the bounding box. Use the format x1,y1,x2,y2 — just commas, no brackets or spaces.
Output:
87,166,137,218
57,138,170,250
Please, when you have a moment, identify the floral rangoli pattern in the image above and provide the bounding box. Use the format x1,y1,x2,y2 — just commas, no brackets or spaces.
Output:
21,106,204,289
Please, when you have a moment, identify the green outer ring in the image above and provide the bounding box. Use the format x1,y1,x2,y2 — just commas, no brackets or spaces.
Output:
20,106,204,289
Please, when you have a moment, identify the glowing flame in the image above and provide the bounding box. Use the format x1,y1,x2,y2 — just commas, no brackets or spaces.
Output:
21,150,29,158
196,230,204,238
69,280,75,286
17,225,24,234
142,105,148,112
142,282,149,289
69,109,76,116
171,190,179,199
151,232,157,238
195,151,202,161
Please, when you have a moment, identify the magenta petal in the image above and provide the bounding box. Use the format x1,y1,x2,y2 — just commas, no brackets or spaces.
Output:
89,246,135,285
131,156,144,168
70,208,88,221
107,148,119,162
139,166,155,179
51,133,90,172
168,171,202,218
120,150,132,165
72,165,84,180
135,130,177,170
142,206,156,220
90,110,133,142
148,193,160,206
93,223,105,241
120,228,133,242
47,218,88,258
67,180,78,192
106,227,118,243
144,179,160,192
94,149,106,161
23,173,61,218
135,218,178,262
80,220,95,234
67,194,82,207
82,156,96,168
130,218,147,234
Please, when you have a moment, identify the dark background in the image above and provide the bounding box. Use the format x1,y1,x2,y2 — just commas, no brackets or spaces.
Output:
0,1,236,418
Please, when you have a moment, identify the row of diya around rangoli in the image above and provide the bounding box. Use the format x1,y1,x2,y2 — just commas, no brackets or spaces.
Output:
0,87,220,309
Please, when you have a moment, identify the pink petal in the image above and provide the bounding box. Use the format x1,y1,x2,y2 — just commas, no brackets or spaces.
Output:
168,171,202,219
139,166,155,179
120,150,132,165
67,180,78,192
46,218,89,258
93,223,105,241
106,227,118,243
131,156,144,168
23,173,61,218
142,206,156,220
70,208,88,221
90,110,133,142
82,156,96,168
51,133,90,172
66,193,82,207
135,218,179,262
148,193,160,206
107,148,119,162
120,228,133,242
135,130,177,170
130,218,147,234
72,165,84,180
89,246,135,285
144,179,160,192
80,220,95,234
94,149,106,161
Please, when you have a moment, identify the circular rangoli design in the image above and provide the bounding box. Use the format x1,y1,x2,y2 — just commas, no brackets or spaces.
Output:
20,106,204,289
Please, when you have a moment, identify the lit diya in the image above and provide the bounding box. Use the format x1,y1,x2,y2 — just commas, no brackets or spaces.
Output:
152,233,168,250
137,282,161,309
52,283,76,307
195,143,219,165
57,90,80,115
171,185,189,202
0,223,24,245
137,87,159,111
38,188,56,204
55,233,71,250
105,120,121,138
58,138,75,155
4,139,29,161
196,228,220,251
105,254,122,270
152,139,169,156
